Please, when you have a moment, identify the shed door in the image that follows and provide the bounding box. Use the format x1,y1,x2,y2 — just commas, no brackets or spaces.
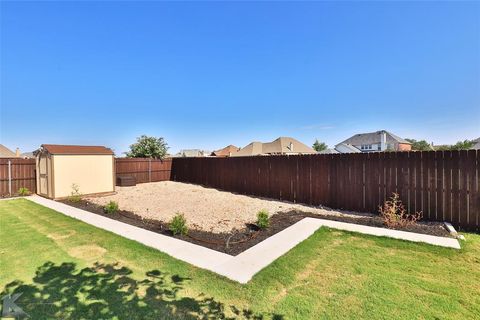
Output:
38,155,48,196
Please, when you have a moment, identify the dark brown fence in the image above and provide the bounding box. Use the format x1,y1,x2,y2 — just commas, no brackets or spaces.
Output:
171,150,480,231
3,153,478,230
0,158,36,196
115,158,172,183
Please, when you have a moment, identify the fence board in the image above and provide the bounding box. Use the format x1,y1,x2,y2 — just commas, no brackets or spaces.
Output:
467,150,478,229
115,158,172,184
459,151,469,228
424,151,433,220
0,158,36,196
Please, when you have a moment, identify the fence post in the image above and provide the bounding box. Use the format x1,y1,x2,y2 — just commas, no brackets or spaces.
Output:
8,160,12,195
148,158,152,182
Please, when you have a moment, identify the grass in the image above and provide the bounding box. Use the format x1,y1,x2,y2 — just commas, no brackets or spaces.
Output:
0,199,479,319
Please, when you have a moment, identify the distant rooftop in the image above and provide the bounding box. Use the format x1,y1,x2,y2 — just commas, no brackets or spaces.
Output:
339,130,411,146
174,149,210,157
0,144,16,158
232,137,316,157
211,145,240,157
471,137,480,150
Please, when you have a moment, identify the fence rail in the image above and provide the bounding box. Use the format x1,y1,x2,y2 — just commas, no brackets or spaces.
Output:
171,151,480,231
115,158,172,183
0,158,36,196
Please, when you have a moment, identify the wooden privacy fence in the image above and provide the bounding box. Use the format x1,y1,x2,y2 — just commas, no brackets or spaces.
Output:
172,150,480,231
0,158,36,196
2,153,478,231
115,158,172,183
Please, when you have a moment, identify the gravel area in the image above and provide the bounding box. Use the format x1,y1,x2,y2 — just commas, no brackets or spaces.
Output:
86,181,370,233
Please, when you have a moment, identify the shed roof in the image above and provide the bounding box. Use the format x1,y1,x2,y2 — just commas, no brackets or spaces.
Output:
41,144,114,155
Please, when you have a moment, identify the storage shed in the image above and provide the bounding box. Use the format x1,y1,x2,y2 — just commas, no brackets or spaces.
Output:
35,144,115,199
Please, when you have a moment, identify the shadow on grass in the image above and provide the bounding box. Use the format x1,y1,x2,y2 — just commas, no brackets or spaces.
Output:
1,261,283,320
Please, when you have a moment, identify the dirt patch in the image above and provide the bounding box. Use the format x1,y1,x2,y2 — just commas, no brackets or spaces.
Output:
68,245,107,260
61,196,450,256
84,181,371,233
47,230,76,240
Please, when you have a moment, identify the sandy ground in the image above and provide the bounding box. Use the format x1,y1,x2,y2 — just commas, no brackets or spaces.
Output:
86,181,370,233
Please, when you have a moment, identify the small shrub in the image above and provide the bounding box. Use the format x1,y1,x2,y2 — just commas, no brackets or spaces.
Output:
68,183,82,203
169,213,188,236
104,201,119,214
256,209,270,230
379,193,422,228
18,187,30,196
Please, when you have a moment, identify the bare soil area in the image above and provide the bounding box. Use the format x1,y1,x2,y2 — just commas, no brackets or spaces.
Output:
62,181,453,255
85,181,367,233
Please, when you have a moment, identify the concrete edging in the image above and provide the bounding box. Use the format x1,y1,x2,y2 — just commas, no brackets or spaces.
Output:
17,196,460,284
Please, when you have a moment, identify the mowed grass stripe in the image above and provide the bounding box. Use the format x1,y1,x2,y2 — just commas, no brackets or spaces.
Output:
0,200,80,285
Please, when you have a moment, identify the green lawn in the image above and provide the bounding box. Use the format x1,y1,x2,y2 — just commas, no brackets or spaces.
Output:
1,199,479,319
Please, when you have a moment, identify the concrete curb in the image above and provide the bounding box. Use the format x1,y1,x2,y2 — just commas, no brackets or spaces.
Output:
15,196,460,284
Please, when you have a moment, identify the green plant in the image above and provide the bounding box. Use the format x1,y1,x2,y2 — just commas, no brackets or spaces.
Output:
104,201,119,214
125,135,169,159
449,139,475,150
68,183,82,203
379,193,422,228
169,213,188,236
405,138,433,151
256,209,270,229
18,187,30,196
434,139,476,151
312,139,328,152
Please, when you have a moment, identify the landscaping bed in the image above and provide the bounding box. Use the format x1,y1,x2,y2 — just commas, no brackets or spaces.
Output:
60,198,451,256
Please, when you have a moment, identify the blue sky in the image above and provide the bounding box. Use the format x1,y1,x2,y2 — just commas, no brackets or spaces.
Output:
1,1,479,155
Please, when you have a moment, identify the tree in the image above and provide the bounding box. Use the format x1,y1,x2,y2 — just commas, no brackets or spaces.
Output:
449,139,475,150
312,139,328,152
405,139,433,151
126,135,168,159
434,139,475,151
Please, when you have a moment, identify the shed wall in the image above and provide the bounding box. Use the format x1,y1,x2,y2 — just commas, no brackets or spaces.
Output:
52,154,114,198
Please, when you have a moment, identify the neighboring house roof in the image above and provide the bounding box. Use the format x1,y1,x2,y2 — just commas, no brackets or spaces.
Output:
40,144,114,155
471,138,480,150
335,143,362,153
318,148,339,154
0,144,17,158
211,145,240,157
232,142,263,157
263,137,316,154
339,130,411,146
174,149,209,157
20,152,35,159
232,137,316,157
